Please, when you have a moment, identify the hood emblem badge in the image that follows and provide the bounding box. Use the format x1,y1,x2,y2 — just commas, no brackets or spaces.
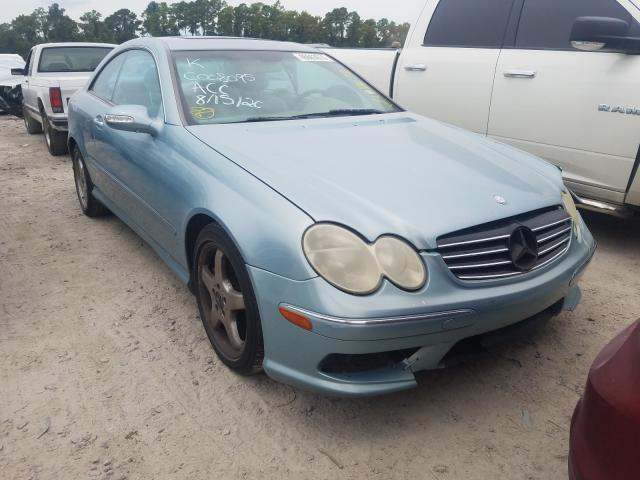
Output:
493,194,507,205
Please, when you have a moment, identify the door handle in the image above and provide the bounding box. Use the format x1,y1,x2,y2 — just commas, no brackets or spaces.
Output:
504,70,536,79
404,64,427,72
93,115,105,128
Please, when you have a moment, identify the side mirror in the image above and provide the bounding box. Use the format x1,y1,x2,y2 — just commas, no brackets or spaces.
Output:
570,16,640,54
11,67,25,76
104,105,160,136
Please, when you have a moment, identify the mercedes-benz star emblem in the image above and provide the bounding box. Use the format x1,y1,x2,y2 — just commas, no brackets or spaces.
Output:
508,226,538,272
494,194,507,205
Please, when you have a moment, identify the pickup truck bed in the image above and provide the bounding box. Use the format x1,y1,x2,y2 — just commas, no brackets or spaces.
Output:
16,42,114,155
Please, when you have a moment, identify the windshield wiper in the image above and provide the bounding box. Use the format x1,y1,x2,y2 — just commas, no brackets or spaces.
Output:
324,109,385,116
243,114,316,122
243,109,385,123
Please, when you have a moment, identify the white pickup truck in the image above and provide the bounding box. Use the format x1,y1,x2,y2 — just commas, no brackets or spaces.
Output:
325,0,640,217
12,42,114,155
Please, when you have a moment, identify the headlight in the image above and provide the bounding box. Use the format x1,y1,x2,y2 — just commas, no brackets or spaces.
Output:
561,190,580,224
303,224,427,295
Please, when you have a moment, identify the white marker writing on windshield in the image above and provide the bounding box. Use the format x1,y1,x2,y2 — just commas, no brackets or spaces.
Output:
186,58,205,69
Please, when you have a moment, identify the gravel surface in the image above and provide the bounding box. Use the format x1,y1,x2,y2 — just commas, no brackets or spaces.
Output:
1,114,639,480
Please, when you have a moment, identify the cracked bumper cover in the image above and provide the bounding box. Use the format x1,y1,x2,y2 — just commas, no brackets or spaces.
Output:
248,220,595,397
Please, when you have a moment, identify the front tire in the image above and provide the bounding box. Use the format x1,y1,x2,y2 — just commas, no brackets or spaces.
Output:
42,114,68,156
194,224,264,374
72,147,108,217
23,106,42,134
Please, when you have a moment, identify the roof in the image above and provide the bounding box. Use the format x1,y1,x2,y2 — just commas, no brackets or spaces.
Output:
35,42,116,49
141,36,320,53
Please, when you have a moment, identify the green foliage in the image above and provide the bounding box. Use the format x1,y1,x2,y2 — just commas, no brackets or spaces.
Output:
0,0,410,59
104,9,143,44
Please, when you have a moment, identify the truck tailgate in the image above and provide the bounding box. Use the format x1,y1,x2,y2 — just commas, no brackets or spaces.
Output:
36,74,91,112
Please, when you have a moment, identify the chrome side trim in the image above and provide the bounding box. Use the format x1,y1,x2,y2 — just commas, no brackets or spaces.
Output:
572,193,633,218
442,247,509,260
439,233,510,248
449,259,512,270
537,226,572,244
458,271,522,280
538,237,570,256
280,304,475,326
533,245,570,270
531,217,571,232
457,245,571,280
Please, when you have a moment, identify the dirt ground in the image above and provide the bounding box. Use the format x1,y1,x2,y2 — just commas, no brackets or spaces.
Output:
0,114,639,480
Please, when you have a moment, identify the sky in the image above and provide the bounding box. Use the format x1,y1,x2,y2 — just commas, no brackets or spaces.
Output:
0,0,425,24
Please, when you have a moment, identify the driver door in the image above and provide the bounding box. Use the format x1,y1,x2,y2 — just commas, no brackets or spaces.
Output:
99,49,178,253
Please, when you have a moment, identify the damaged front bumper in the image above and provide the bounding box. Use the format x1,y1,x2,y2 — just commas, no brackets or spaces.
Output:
248,221,595,397
0,83,22,117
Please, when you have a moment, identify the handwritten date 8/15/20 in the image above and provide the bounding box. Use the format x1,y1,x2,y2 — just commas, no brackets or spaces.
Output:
193,83,263,109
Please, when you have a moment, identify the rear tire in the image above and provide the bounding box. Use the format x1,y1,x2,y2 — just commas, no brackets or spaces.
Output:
23,107,42,134
43,114,68,156
72,147,108,218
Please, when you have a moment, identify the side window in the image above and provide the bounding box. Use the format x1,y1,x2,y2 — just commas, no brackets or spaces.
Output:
25,50,34,75
112,50,163,120
424,0,515,48
516,0,640,50
90,54,126,102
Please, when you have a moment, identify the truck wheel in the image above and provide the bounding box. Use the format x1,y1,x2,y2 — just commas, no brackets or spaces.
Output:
23,107,42,134
43,115,68,156
72,147,108,217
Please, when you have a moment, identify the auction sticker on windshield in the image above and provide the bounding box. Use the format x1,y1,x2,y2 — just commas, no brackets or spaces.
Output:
292,53,334,62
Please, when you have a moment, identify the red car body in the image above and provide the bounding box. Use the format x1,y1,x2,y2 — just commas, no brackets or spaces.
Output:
569,319,640,480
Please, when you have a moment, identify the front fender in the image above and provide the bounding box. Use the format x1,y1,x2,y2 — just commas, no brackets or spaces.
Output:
176,128,317,281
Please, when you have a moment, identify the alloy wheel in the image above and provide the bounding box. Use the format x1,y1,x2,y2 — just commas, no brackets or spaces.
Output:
73,153,88,210
197,246,247,360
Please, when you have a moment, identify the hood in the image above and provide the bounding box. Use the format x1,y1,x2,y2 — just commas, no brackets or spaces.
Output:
187,113,564,249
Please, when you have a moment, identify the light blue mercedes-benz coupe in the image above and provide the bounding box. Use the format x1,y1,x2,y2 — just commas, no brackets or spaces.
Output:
67,37,595,396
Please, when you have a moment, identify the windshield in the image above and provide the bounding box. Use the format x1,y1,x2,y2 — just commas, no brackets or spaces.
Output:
173,50,400,125
38,47,113,73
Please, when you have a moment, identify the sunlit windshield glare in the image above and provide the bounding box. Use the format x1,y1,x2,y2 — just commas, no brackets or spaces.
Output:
173,50,399,124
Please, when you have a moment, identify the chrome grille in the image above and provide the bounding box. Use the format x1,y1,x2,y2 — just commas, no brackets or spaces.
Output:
437,207,572,281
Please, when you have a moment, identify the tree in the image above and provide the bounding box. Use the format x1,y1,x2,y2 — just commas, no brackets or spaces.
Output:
142,2,179,36
7,12,45,57
321,8,349,46
346,11,363,47
290,11,321,44
198,0,225,36
217,6,235,36
233,3,250,37
104,9,141,44
43,3,79,42
79,10,107,42
0,1,411,58
360,19,379,47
